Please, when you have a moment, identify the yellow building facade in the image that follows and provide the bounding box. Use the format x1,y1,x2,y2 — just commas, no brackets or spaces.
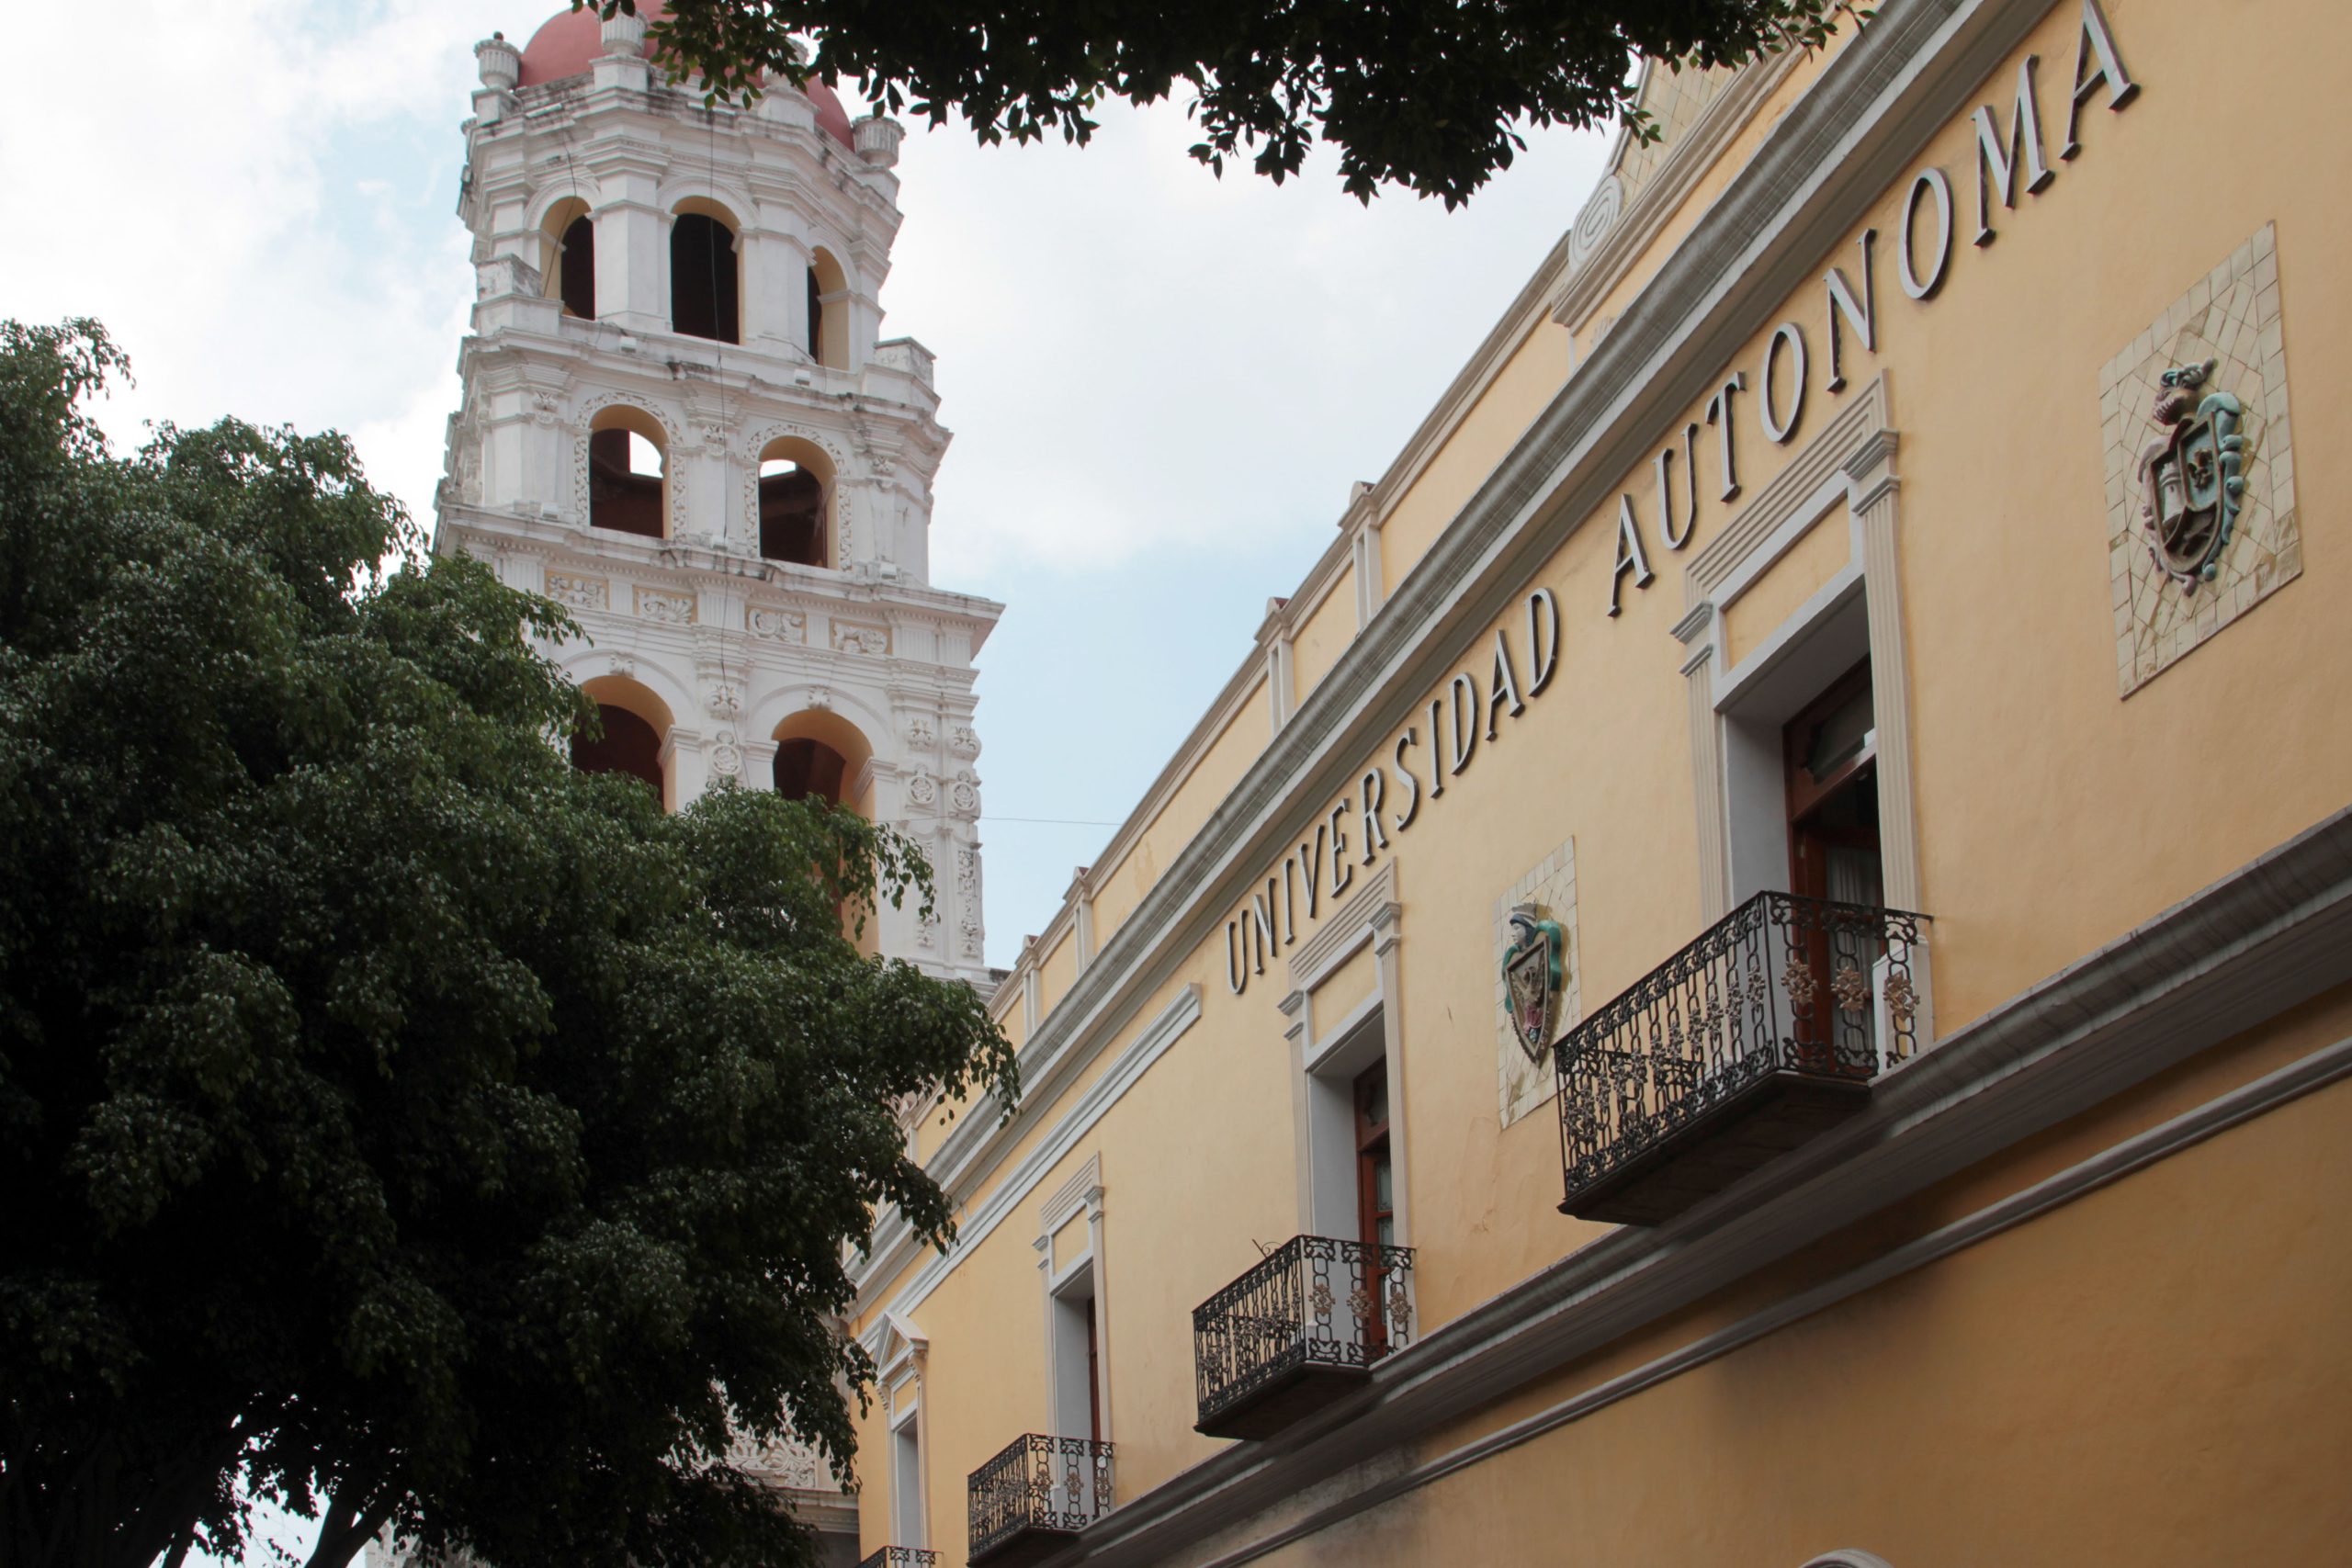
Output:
847,3,2352,1565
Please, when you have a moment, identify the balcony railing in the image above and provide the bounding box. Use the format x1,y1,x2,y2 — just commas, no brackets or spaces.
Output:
1192,1234,1414,1439
857,1551,938,1568
966,1434,1113,1568
1555,890,1928,1225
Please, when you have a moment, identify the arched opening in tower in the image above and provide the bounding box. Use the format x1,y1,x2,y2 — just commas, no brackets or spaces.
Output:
559,214,595,318
807,246,849,367
754,435,835,567
774,738,851,805
588,421,665,537
759,462,826,567
572,703,664,798
671,211,741,344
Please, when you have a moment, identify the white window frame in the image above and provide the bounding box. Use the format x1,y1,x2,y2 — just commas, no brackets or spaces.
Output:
1034,1155,1111,1448
1672,374,1932,1046
877,1314,929,1550
1277,861,1410,1249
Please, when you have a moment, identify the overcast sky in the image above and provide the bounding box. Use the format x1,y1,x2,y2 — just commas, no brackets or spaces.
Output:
0,0,1611,985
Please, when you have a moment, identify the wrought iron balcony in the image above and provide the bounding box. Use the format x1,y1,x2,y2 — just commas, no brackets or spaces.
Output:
1555,891,1928,1225
1192,1235,1415,1439
856,1551,937,1568
966,1434,1113,1568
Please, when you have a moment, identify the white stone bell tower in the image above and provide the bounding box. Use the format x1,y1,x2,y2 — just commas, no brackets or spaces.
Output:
439,5,999,990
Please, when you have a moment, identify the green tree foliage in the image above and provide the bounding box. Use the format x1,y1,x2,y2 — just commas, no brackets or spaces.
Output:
634,0,1862,206
0,321,1015,1568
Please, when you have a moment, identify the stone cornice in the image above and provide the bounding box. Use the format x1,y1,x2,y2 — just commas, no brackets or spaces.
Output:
444,513,1004,629
1548,48,1805,334
454,327,948,446
479,85,903,235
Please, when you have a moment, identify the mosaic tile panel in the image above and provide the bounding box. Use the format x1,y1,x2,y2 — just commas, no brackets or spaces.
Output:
2101,222,2299,694
1494,839,1579,1128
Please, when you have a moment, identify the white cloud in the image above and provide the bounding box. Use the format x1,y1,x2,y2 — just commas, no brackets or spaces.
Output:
0,0,498,518
885,96,1612,580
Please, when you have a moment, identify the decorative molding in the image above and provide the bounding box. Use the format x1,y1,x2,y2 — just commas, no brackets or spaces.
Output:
1038,1152,1104,1247
1285,860,1398,1000
947,768,979,818
543,570,608,611
1551,51,1804,334
747,603,806,641
633,585,697,625
832,620,891,655
571,391,685,537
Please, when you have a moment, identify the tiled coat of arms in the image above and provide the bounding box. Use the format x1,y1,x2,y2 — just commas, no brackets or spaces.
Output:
2101,222,2298,694
1494,840,1578,1127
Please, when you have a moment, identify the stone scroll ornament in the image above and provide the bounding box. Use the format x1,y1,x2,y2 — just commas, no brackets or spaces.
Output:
1501,905,1566,1063
2136,358,2247,592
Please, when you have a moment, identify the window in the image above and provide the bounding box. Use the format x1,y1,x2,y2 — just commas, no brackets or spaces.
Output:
806,265,824,362
807,246,848,368
1035,1156,1111,1454
1301,996,1400,1258
774,739,849,804
572,705,661,795
670,208,741,344
586,416,665,538
1049,1265,1101,1442
771,710,872,816
1353,1062,1393,1250
760,463,826,566
1353,1061,1396,1356
570,676,673,806
558,214,595,318
753,435,835,568
890,1405,924,1549
1784,660,1883,908
544,198,594,319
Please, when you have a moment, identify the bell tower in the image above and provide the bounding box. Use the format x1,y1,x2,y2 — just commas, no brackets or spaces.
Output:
441,5,999,989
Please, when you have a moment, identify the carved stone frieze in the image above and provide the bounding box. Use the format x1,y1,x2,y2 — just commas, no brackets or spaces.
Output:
543,571,608,611
634,586,697,625
831,622,889,656
747,604,806,642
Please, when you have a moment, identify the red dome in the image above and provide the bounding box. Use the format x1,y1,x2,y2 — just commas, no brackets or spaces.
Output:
514,4,855,148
